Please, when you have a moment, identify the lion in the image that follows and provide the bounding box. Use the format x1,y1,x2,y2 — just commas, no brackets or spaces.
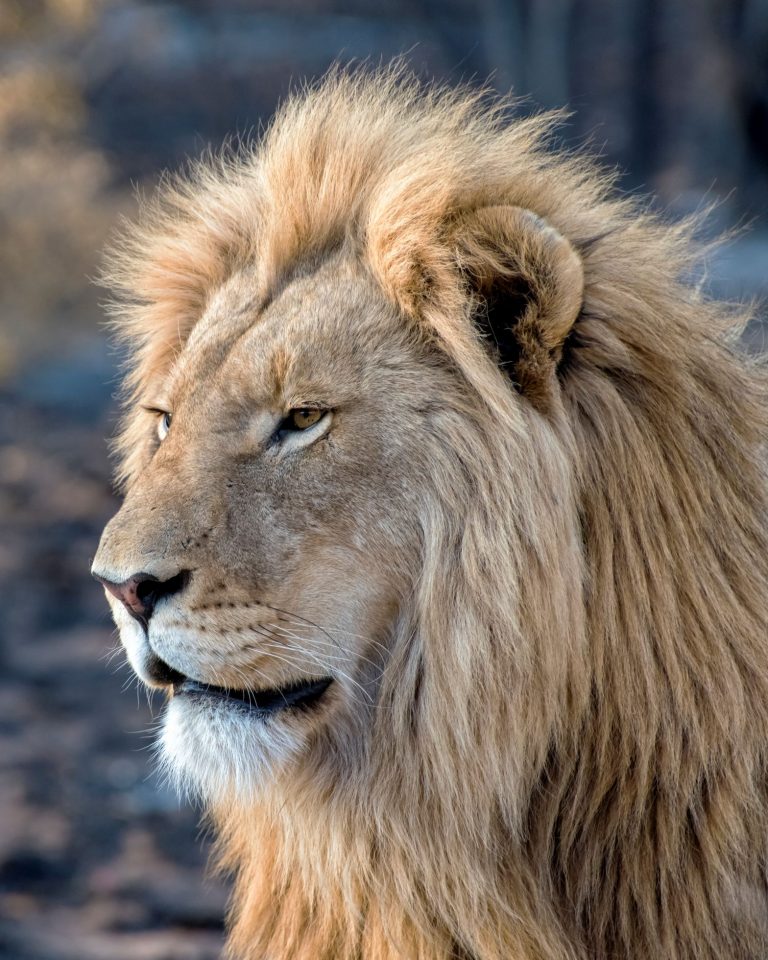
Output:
92,68,768,960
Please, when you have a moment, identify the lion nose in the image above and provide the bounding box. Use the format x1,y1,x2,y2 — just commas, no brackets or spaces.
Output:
93,570,189,626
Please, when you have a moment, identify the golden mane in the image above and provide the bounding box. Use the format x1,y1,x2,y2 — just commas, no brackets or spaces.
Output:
104,68,768,959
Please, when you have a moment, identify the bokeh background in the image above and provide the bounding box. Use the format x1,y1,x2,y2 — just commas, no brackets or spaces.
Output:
1,2,767,958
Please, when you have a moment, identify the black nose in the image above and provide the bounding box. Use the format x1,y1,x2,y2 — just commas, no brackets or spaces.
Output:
94,570,189,627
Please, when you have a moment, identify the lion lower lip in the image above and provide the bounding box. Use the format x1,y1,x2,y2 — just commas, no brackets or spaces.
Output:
173,676,333,714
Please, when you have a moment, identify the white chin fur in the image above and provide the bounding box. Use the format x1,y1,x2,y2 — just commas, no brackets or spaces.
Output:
159,696,306,804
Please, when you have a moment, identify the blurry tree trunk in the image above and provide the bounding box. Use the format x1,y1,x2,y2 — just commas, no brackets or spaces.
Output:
567,0,637,174
479,0,526,94
526,0,571,108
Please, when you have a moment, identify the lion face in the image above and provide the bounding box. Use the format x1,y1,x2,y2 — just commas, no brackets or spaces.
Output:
93,255,440,800
93,190,586,804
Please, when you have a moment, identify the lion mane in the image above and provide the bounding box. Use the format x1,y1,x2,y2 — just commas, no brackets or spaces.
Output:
104,69,768,959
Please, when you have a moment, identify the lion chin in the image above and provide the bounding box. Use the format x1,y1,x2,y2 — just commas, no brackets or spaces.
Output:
93,66,768,960
160,681,324,803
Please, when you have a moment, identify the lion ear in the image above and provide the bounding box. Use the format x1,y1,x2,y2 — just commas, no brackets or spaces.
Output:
453,205,584,412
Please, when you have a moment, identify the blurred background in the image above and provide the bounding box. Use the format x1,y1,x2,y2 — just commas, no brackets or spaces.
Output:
0,1,766,958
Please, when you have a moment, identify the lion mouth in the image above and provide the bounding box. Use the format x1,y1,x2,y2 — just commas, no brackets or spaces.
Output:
172,676,333,715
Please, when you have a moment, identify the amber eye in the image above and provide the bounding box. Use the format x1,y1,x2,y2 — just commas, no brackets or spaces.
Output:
157,411,172,441
275,407,328,442
287,408,324,430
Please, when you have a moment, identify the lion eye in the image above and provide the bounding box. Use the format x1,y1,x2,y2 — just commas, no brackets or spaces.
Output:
157,411,172,441
286,408,324,431
273,407,332,448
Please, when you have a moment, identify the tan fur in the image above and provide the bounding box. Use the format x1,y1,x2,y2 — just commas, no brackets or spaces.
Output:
96,67,768,959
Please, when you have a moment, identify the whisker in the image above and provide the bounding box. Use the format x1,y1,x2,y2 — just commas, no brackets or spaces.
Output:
237,642,321,707
276,616,391,655
260,602,359,655
251,629,373,704
271,627,383,672
101,643,125,666
254,623,381,700
270,604,396,652
262,621,385,673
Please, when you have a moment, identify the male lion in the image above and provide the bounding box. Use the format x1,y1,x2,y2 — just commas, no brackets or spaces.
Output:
92,69,768,960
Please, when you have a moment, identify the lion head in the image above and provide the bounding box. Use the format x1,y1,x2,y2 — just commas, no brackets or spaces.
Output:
93,70,768,960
